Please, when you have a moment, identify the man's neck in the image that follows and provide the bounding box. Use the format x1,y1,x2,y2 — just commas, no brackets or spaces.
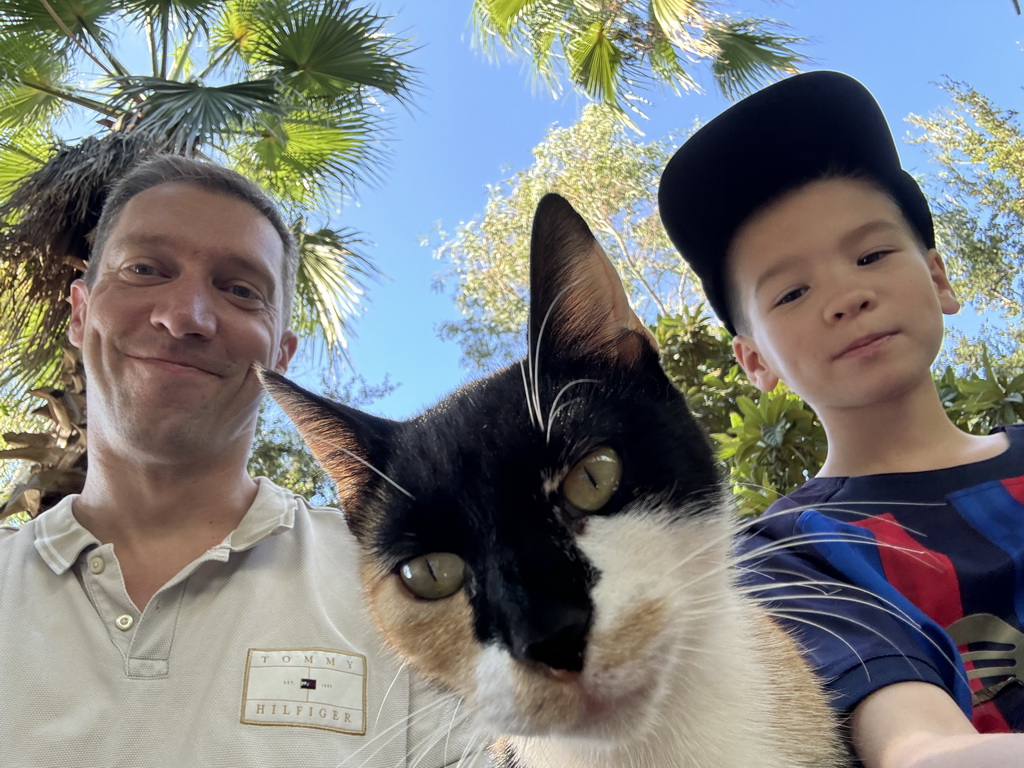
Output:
816,381,1009,478
71,453,260,610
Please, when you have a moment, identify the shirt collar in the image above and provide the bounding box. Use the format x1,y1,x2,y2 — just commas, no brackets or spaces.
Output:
32,477,296,574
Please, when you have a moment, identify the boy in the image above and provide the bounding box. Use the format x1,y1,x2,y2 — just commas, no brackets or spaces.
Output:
658,71,1024,767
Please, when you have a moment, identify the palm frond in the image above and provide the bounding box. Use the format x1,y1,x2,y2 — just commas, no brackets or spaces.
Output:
0,0,119,63
469,0,807,113
117,0,224,27
471,0,551,41
226,107,380,207
0,270,61,392
648,0,704,35
0,129,50,199
291,223,380,360
705,18,806,100
0,38,74,130
240,0,418,102
567,20,622,106
647,35,698,96
110,75,283,152
207,0,256,74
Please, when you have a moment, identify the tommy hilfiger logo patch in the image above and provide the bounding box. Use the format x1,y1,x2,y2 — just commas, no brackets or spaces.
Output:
240,648,367,734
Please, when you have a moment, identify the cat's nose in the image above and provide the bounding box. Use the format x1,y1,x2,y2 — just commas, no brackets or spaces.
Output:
512,604,591,672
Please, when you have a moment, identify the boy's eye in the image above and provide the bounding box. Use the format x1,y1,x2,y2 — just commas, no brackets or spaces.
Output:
857,250,890,266
774,287,806,307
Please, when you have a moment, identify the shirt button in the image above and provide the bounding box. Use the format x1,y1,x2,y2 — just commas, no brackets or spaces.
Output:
88,556,105,575
115,614,134,631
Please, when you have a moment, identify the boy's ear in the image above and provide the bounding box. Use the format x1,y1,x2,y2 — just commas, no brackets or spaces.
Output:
926,249,960,316
732,334,780,393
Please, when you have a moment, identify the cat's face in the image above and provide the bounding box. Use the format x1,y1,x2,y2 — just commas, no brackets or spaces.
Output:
261,195,724,741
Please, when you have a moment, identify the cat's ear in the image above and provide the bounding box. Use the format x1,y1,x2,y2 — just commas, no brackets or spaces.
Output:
528,194,657,365
255,365,390,533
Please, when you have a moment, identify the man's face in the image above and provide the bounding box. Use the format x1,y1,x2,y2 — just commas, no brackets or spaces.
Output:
729,177,959,414
68,181,297,460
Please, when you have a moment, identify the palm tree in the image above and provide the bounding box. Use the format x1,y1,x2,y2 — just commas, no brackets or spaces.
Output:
0,0,417,519
470,0,806,120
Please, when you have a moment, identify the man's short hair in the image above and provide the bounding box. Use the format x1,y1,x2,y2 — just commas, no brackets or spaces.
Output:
658,71,935,336
86,155,299,323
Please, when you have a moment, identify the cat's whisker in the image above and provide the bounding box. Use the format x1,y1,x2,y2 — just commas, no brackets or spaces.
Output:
529,278,586,435
735,498,943,534
448,723,494,768
767,609,871,670
372,661,411,732
648,517,963,682
545,380,598,444
519,360,538,430
308,431,416,500
736,577,968,685
770,603,963,687
735,534,942,571
444,694,463,764
340,688,473,768
406,697,491,768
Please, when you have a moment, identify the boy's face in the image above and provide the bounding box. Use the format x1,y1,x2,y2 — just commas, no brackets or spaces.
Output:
729,177,959,413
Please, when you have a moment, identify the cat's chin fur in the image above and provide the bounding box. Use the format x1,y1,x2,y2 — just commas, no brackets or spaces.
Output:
261,193,849,767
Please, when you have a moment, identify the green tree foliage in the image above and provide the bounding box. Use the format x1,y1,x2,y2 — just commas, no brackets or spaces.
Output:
433,103,696,368
439,107,1024,517
470,0,806,121
909,78,1024,373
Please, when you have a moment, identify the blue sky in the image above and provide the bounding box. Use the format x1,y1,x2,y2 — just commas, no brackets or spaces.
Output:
288,1,1024,419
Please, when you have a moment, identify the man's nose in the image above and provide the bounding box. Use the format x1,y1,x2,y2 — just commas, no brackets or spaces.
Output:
150,282,218,339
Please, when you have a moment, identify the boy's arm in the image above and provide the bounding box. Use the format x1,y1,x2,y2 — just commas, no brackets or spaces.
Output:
851,681,1024,768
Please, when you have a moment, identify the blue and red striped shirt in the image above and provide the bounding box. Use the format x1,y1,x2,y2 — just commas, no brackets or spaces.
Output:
741,424,1024,732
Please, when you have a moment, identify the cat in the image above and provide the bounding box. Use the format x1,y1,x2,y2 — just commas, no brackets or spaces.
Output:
259,193,849,767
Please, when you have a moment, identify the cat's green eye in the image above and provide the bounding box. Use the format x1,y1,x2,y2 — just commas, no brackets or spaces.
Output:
398,552,466,599
562,447,621,513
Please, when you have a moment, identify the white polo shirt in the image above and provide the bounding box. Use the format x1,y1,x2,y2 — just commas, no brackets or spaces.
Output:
0,478,484,767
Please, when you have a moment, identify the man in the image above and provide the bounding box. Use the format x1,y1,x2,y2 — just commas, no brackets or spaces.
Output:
658,71,1024,767
0,156,476,766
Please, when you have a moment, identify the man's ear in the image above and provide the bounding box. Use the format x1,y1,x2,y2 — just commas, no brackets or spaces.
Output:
926,249,960,316
272,329,299,374
68,279,89,348
732,334,780,393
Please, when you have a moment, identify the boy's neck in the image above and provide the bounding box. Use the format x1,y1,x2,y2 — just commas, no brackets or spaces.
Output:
816,381,1008,478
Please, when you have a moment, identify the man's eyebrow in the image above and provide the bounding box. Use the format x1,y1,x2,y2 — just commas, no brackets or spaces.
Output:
111,233,279,294
109,232,173,251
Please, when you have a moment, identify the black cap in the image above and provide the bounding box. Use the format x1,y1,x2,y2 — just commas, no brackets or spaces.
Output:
658,70,934,335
